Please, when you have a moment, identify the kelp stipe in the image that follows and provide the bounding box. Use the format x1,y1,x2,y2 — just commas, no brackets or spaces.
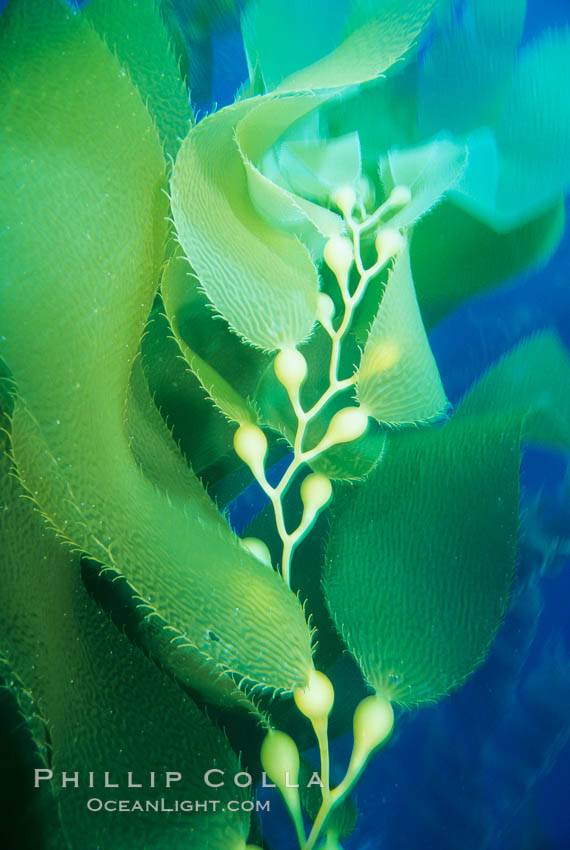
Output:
1,0,569,848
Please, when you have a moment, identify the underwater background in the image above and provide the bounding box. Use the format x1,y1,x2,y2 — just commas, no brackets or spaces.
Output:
0,1,568,848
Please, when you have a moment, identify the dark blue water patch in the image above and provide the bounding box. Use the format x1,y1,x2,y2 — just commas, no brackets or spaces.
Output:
225,452,293,534
430,200,570,409
523,0,570,45
210,25,249,110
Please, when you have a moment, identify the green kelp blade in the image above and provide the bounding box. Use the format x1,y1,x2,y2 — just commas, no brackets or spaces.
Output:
418,0,526,136
142,297,268,477
0,429,250,850
379,135,467,229
241,0,435,93
97,352,258,709
491,27,570,230
0,0,313,694
356,244,448,426
241,0,345,91
236,94,344,249
454,331,570,452
326,334,570,706
83,0,191,159
140,309,236,475
325,416,521,706
278,133,362,205
451,28,570,232
171,96,320,350
127,354,222,498
450,127,500,223
411,198,565,328
324,71,419,176
123,357,267,708
162,254,258,425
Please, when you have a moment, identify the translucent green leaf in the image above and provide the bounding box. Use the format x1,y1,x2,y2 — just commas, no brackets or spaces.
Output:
325,415,521,706
491,27,570,229
455,331,570,452
418,0,526,136
84,0,192,159
236,93,344,251
171,96,320,350
162,254,258,425
449,127,500,222
379,135,467,229
140,308,236,475
324,71,419,175
411,198,565,327
241,0,435,93
356,244,448,425
0,423,250,850
280,0,435,93
241,0,345,91
450,28,570,231
0,0,312,694
126,353,206,496
326,333,570,706
277,132,362,204
95,355,260,708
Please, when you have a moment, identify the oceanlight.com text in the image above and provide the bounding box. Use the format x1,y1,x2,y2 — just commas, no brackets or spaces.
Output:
86,798,271,814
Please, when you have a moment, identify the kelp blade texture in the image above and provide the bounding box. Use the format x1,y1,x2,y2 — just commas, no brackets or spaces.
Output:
161,252,260,425
242,0,435,92
326,333,570,705
356,245,448,425
170,0,439,352
0,0,312,695
325,416,521,705
83,0,192,159
0,408,250,850
171,96,320,351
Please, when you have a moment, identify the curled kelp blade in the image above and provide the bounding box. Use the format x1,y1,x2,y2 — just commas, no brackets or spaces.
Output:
171,95,321,350
0,0,312,695
447,26,570,231
170,0,442,352
236,94,345,250
379,134,467,230
0,415,250,850
162,254,259,426
453,331,570,452
241,0,435,92
325,334,570,706
325,415,521,706
356,243,449,426
488,27,570,230
126,354,207,499
82,0,192,160
140,307,237,475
